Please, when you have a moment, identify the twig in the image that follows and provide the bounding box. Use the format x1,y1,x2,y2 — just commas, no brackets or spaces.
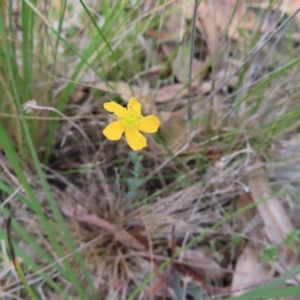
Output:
61,207,146,251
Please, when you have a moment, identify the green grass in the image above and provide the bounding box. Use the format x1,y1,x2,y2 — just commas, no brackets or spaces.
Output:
0,0,149,297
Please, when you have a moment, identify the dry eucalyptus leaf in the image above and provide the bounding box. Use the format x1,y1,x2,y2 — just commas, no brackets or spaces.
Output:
157,0,207,88
200,81,212,94
159,111,173,123
231,193,273,296
96,81,138,99
247,159,294,245
154,83,188,103
198,0,256,55
173,53,207,87
162,40,207,88
177,247,224,281
231,243,272,296
247,158,298,276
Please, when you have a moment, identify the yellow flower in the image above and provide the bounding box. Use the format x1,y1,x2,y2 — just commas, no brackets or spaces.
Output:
102,97,160,151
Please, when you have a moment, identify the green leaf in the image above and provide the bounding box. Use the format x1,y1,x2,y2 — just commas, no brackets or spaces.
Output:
262,245,278,263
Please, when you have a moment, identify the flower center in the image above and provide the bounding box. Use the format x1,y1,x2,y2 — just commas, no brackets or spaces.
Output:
123,114,137,128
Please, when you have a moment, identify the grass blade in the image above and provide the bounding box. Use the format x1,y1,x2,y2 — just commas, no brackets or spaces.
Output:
7,216,37,300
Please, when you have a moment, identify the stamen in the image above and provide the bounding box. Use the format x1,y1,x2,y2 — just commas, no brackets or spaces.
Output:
123,114,137,127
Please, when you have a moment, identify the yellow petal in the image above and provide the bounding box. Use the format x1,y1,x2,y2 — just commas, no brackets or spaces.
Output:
125,128,146,151
137,115,160,133
127,97,141,117
104,101,126,118
103,120,125,140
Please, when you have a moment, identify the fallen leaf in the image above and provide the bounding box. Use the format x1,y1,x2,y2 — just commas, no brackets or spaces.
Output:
96,81,139,99
231,192,273,296
247,158,298,277
247,158,294,245
159,111,173,123
154,83,188,103
177,247,224,281
172,49,208,87
134,65,165,86
236,192,256,225
156,0,207,87
231,243,272,296
158,105,189,124
197,0,256,55
200,81,212,94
